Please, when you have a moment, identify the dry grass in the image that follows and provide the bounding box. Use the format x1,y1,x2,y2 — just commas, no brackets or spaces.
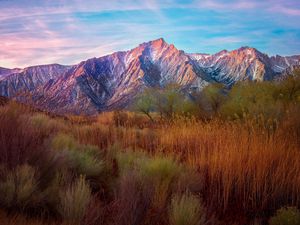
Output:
0,209,57,225
70,111,300,223
58,176,92,224
0,101,299,224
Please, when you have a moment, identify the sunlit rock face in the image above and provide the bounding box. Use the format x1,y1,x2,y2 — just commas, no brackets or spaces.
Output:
190,47,300,85
0,39,299,114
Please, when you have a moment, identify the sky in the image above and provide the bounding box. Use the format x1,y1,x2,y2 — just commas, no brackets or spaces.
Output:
0,0,300,68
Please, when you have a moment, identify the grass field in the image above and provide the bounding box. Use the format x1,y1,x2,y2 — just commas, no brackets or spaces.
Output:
0,75,299,225
0,100,299,225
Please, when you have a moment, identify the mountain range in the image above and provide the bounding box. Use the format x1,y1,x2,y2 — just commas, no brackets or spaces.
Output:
0,38,299,114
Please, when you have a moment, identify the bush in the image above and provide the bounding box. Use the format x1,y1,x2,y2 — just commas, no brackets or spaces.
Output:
140,156,181,209
0,104,46,168
134,84,196,121
51,133,105,178
169,192,205,225
133,90,156,122
269,207,300,225
220,81,279,120
274,69,300,104
0,164,38,210
117,152,183,213
58,176,91,224
29,113,65,132
68,148,105,178
197,83,227,116
82,194,104,225
40,172,66,212
116,150,149,175
51,133,78,151
141,157,180,183
116,171,152,225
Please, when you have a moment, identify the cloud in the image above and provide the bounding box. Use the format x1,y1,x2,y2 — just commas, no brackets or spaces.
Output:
0,0,175,68
192,0,300,16
194,0,257,10
0,0,166,22
0,0,299,68
269,5,300,16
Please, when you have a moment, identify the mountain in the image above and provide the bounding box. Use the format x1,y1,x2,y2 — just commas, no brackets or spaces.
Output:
0,38,299,114
0,67,22,80
0,64,70,98
189,47,300,85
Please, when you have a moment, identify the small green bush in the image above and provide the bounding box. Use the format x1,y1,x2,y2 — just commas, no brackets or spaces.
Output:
51,134,104,178
51,133,78,151
40,172,66,211
0,164,37,209
140,156,181,209
58,176,91,224
116,150,149,175
140,157,180,184
30,113,50,127
169,192,205,225
269,207,300,225
29,113,65,132
117,152,182,210
68,149,105,178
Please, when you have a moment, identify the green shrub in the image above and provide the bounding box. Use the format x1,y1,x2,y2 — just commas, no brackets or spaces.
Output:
200,83,227,115
51,134,104,178
269,207,300,225
68,148,105,178
220,81,279,120
116,150,149,175
140,157,180,183
274,70,300,104
29,113,65,132
117,152,182,210
30,113,50,127
40,172,66,211
154,84,192,120
0,164,37,209
58,176,91,224
51,133,78,151
134,84,197,121
169,192,205,225
140,156,181,209
133,90,156,122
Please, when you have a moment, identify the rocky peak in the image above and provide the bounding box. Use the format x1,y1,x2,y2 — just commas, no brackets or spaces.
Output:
144,38,167,47
230,47,260,57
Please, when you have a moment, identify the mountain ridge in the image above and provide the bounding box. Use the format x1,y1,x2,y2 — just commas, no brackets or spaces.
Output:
1,38,299,114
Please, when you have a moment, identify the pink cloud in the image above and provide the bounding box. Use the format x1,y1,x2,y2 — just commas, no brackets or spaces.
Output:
269,5,300,16
0,30,139,68
194,0,258,10
0,0,165,22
